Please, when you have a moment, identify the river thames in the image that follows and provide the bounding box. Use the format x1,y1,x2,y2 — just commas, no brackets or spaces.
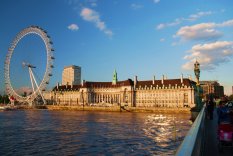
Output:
0,110,192,155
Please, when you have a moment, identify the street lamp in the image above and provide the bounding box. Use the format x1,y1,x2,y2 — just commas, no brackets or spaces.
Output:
194,60,202,110
194,60,200,85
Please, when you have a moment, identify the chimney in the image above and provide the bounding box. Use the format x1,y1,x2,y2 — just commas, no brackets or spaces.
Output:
82,80,85,86
56,82,59,90
66,82,68,89
134,76,138,87
181,74,183,84
153,75,155,84
71,82,73,89
161,75,164,84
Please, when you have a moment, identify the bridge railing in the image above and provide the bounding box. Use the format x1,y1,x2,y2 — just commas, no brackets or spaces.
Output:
175,106,206,156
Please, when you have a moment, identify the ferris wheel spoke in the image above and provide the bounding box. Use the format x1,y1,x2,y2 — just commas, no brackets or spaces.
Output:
29,67,36,93
29,68,46,105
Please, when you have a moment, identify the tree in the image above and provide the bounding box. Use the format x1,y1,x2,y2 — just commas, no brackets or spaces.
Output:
228,94,233,101
0,94,3,103
0,94,10,104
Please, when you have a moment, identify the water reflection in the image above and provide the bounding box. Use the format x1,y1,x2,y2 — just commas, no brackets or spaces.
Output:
143,114,192,155
0,110,191,155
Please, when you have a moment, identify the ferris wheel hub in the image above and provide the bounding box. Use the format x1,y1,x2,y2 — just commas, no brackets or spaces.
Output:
22,62,36,68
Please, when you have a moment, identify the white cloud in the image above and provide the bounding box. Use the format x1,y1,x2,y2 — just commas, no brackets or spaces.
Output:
156,23,165,30
80,7,113,37
153,0,160,3
156,11,212,30
131,3,143,10
175,23,222,41
187,11,212,21
68,24,79,31
160,38,165,42
218,19,233,27
175,19,233,41
156,19,181,30
182,41,233,70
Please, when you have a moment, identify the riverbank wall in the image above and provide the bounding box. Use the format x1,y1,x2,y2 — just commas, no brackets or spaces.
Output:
2,105,191,113
45,105,191,114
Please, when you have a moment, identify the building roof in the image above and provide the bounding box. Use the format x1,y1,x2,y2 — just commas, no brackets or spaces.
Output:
83,79,134,88
53,84,82,91
64,65,81,69
135,78,195,88
53,79,134,91
200,81,220,86
53,78,195,91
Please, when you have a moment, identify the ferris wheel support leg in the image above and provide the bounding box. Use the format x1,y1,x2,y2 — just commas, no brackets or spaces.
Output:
29,68,35,93
29,68,46,105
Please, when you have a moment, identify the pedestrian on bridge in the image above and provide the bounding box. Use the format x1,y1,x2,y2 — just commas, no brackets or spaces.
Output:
217,98,231,124
207,97,214,120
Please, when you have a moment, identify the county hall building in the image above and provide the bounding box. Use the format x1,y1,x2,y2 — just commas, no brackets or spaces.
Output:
45,69,198,108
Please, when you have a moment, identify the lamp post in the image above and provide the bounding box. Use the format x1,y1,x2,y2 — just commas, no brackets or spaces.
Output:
194,60,202,110
194,60,200,86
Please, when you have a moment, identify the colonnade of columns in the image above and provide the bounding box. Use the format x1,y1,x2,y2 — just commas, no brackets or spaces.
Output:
91,93,121,104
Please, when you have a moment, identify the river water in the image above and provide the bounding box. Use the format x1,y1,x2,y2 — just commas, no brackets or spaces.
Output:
0,110,192,155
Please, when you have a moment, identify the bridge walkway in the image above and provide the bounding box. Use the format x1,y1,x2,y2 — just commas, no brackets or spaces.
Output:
204,109,233,156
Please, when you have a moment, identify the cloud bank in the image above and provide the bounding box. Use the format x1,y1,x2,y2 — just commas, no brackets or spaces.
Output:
182,41,233,70
175,19,233,41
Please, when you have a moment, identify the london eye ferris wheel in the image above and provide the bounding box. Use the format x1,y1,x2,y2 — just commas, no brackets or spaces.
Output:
4,26,55,105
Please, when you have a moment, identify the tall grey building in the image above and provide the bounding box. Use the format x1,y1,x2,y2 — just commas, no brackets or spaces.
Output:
62,65,81,85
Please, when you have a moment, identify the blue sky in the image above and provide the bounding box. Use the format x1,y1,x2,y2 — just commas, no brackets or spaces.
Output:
0,0,233,95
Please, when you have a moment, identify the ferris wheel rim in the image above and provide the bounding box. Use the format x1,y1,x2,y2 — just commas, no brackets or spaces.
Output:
4,26,54,103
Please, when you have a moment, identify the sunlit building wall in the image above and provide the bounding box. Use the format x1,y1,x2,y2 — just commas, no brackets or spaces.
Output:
62,65,81,85
47,74,197,108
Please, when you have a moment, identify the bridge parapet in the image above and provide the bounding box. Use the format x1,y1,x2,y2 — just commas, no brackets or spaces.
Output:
175,106,206,156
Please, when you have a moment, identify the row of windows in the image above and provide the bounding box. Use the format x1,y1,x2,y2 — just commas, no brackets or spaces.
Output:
136,94,188,98
136,92,188,96
136,100,184,103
